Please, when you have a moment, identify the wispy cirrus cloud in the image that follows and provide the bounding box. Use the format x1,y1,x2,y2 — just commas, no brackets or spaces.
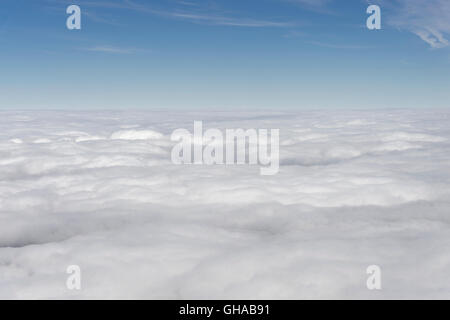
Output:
288,0,450,48
308,41,373,50
287,0,332,7
127,0,295,27
166,12,293,27
284,0,335,14
52,0,295,28
373,0,450,48
83,9,123,26
83,45,143,54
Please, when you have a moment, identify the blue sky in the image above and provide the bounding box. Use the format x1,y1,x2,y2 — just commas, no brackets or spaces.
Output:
0,0,449,109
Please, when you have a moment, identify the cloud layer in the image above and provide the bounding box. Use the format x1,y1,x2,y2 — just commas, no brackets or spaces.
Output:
1,110,450,299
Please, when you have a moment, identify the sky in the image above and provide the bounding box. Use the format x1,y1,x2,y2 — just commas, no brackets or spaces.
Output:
0,0,449,110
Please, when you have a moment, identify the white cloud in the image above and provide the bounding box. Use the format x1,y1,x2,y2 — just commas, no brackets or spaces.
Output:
285,0,335,14
288,0,332,7
168,12,293,27
290,0,450,48
0,110,450,299
62,0,294,28
308,41,373,49
84,45,138,54
379,0,450,48
111,129,164,140
415,28,449,49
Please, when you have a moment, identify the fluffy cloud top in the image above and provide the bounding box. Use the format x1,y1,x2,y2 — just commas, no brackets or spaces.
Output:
0,110,450,299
